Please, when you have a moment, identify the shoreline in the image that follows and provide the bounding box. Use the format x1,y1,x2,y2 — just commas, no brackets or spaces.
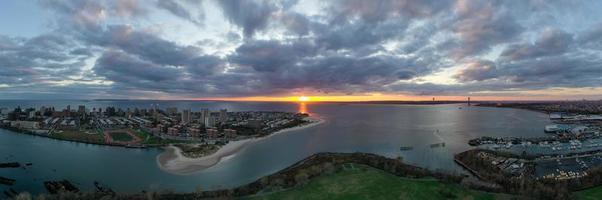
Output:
0,127,162,149
156,116,325,175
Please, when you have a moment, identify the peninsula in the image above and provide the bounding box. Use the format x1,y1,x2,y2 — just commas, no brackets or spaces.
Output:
0,105,320,160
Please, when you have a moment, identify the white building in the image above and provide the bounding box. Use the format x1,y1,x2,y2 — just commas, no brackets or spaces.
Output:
10,121,40,129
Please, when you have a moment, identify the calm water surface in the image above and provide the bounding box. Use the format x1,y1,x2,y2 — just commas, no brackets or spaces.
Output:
0,100,550,194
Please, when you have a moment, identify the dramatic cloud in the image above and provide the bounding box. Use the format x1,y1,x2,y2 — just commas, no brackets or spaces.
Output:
454,60,498,82
448,0,523,58
500,28,573,61
216,0,279,38
156,0,205,26
1,0,602,99
0,34,87,85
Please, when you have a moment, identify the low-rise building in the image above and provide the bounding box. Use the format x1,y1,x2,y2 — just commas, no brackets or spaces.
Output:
167,127,180,136
224,129,237,138
10,121,40,129
206,128,219,138
188,127,201,137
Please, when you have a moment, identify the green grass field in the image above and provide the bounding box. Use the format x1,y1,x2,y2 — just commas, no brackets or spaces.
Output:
574,186,602,200
52,130,104,143
244,164,512,200
109,132,134,141
134,129,151,141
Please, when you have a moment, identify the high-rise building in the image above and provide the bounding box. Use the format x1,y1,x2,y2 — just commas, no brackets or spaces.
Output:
182,109,191,124
166,107,178,115
205,116,216,128
200,108,209,125
219,109,227,123
78,105,86,114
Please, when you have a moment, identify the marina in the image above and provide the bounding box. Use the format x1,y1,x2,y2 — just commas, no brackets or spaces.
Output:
459,107,602,182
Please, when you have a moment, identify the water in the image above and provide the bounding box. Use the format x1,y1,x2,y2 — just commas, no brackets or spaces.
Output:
0,100,551,194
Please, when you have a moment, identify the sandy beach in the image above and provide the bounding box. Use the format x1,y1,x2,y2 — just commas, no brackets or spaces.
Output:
156,116,325,175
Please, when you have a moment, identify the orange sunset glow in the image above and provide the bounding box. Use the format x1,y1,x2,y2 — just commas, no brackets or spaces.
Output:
192,93,594,103
298,96,310,102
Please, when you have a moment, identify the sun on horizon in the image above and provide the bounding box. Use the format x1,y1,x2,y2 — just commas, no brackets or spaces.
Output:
298,96,310,102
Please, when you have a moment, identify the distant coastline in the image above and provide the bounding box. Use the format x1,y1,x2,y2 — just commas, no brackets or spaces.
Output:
156,116,325,175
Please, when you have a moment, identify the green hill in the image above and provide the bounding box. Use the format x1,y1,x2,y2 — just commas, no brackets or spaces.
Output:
244,163,513,200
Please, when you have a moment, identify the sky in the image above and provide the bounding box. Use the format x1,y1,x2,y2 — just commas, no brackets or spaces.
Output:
0,0,602,101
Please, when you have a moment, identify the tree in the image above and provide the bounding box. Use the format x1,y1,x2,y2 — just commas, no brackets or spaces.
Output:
294,171,309,185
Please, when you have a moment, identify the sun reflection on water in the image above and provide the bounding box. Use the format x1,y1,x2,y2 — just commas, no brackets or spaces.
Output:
298,102,308,114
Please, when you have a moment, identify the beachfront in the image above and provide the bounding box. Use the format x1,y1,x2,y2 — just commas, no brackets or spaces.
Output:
157,117,325,175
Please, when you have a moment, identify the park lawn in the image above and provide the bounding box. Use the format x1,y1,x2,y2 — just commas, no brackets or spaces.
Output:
244,164,512,200
109,132,134,142
52,129,104,143
574,186,602,200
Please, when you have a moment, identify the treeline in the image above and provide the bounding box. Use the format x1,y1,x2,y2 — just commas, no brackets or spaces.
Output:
164,152,463,199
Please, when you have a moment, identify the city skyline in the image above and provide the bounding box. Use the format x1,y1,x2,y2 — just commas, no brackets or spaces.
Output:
1,0,602,101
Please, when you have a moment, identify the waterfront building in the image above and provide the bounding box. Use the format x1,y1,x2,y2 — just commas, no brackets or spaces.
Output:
200,108,209,125
153,110,159,121
224,129,237,138
206,128,219,138
219,109,227,123
188,127,201,137
246,119,263,128
166,107,178,116
205,116,216,128
167,127,180,136
78,105,86,115
10,121,40,129
182,109,191,124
